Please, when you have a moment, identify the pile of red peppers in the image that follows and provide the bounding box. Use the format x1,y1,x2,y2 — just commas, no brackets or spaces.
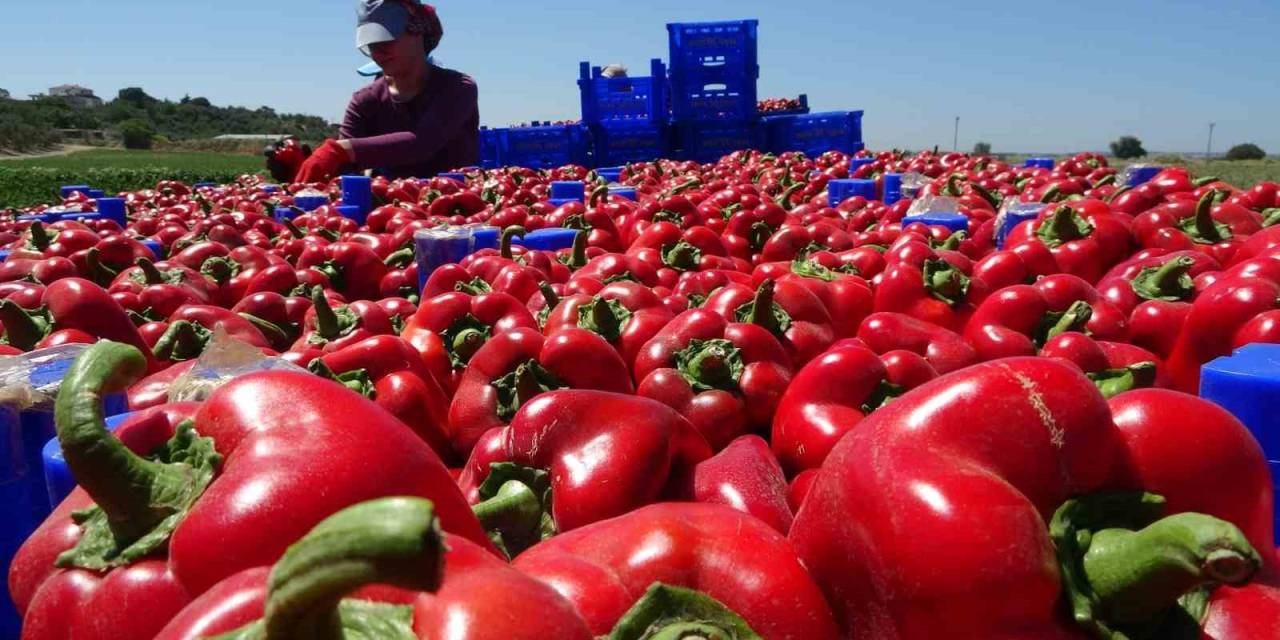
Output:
4,150,1280,639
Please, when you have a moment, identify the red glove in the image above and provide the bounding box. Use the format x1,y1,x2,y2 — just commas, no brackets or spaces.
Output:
294,138,352,184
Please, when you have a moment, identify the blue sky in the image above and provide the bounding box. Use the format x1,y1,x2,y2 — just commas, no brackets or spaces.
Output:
3,0,1277,154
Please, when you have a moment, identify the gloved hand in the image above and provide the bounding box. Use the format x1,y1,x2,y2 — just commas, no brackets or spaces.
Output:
263,137,312,183
295,139,354,185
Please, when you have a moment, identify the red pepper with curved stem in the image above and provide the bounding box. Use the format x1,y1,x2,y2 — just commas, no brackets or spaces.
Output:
704,279,836,367
230,292,301,347
672,269,753,308
154,498,593,640
856,312,978,374
1005,202,1132,283
0,278,154,359
307,335,453,463
108,258,212,302
1040,331,1167,397
376,296,417,334
759,222,854,263
692,435,794,534
873,257,988,333
1095,252,1214,317
400,291,539,394
291,286,394,353
621,187,701,246
789,357,1276,639
1131,192,1248,264
722,197,792,261
447,327,633,456
542,281,674,369
427,190,488,219
753,257,875,339
295,241,387,301
6,220,99,260
634,309,792,450
772,341,936,475
10,342,494,640
514,502,839,639
546,187,625,252
457,391,710,557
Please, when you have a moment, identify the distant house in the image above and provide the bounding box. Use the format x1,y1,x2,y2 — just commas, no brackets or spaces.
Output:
48,84,103,109
0,89,10,100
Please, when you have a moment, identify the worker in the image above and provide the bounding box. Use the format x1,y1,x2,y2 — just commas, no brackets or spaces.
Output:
291,1,479,183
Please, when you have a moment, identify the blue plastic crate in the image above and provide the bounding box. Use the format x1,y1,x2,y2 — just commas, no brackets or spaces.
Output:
667,20,759,84
675,120,764,164
480,128,503,169
669,72,759,123
591,121,672,167
499,125,590,169
764,110,865,157
579,59,668,126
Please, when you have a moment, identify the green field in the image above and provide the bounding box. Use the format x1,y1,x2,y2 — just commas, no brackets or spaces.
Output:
0,148,264,209
1136,157,1280,191
0,148,263,173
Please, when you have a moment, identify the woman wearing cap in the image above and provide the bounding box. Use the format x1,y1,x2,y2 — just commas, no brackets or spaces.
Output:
294,1,479,182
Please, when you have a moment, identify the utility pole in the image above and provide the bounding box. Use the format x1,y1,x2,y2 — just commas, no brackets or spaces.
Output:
953,117,960,152
1207,123,1216,159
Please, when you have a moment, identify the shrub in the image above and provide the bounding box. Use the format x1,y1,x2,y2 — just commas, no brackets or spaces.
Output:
1226,143,1266,161
973,142,992,155
119,119,154,150
1110,136,1147,159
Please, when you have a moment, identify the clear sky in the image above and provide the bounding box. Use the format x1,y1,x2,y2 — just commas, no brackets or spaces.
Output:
3,0,1277,154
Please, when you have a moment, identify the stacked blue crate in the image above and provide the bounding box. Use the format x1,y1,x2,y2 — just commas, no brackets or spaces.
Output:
763,110,866,157
498,124,590,169
666,20,765,163
479,128,503,169
579,59,672,167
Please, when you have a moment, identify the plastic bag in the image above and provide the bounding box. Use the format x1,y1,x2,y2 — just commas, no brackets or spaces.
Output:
167,327,305,403
904,195,961,218
0,344,94,411
899,172,931,199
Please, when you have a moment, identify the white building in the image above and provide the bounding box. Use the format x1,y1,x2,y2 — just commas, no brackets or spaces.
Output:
48,85,103,108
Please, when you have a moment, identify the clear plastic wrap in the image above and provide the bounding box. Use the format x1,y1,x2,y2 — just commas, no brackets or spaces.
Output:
0,344,94,411
167,327,305,403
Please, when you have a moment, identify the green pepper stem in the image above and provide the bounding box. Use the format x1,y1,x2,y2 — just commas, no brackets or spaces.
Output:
29,221,51,251
605,583,762,640
54,342,179,542
662,241,701,272
311,286,341,340
383,247,414,269
1036,206,1093,248
261,498,445,640
1082,512,1260,625
589,184,610,208
500,226,526,260
538,282,560,311
744,280,783,335
567,230,588,269
84,248,119,286
1131,257,1196,302
0,300,50,351
136,258,166,285
153,320,211,362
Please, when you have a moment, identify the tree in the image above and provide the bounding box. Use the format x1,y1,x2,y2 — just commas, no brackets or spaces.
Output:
1110,136,1147,159
116,87,156,107
1226,143,1266,161
973,142,992,155
118,119,154,149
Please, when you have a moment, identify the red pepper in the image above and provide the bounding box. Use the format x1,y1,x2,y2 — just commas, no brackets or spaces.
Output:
1096,250,1219,314
152,304,283,361
307,335,453,463
1131,192,1251,264
421,261,544,301
447,327,633,456
753,257,874,339
0,255,78,285
963,275,1126,361
1165,273,1280,392
1005,202,1133,283
772,340,936,475
873,257,988,333
514,502,840,639
569,252,662,289
542,280,674,368
627,221,734,286
790,357,1276,638
856,312,978,374
722,196,792,261
291,286,394,353
400,291,539,394
0,278,153,359
457,390,710,557
704,279,836,367
546,187,625,252
295,241,387,301
759,221,853,263
621,186,702,246
9,342,493,639
240,263,331,300
692,435,793,534
153,498,594,640
634,308,792,449
971,239,1059,291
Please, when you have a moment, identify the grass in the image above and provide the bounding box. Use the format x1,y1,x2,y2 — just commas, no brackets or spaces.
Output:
0,148,263,174
1136,157,1279,190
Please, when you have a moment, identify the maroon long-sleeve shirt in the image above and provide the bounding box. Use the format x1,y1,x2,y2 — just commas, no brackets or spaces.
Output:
339,65,480,178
